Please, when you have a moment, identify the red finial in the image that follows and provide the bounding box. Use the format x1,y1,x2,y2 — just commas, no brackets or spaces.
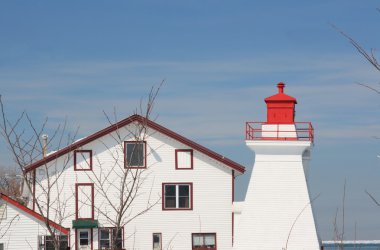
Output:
277,82,285,93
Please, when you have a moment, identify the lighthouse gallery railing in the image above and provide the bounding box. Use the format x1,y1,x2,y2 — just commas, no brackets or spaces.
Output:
245,122,314,142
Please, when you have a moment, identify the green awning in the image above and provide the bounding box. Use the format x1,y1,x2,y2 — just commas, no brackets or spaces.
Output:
72,219,98,229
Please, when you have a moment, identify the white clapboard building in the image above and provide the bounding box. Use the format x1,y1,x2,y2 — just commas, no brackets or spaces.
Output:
8,114,244,250
0,83,321,250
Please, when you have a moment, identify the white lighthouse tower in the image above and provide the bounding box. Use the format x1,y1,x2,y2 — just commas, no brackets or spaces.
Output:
234,83,321,250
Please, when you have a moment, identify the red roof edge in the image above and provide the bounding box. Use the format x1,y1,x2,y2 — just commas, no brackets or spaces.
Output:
24,114,245,174
0,193,70,235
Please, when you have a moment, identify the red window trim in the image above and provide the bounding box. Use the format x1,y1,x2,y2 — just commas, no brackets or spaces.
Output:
153,232,162,250
74,150,93,171
75,183,94,220
123,141,147,169
98,227,124,250
191,233,217,250
175,149,193,170
75,228,93,250
162,182,193,211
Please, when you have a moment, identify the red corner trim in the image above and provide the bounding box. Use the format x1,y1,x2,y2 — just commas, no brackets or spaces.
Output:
0,193,69,235
23,115,245,174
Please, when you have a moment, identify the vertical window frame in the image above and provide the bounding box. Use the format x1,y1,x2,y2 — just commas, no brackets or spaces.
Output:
75,183,94,220
175,149,193,170
124,141,147,169
74,150,93,171
162,183,193,211
152,233,162,250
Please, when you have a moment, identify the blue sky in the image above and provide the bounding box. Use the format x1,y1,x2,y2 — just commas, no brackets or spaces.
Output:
1,0,380,240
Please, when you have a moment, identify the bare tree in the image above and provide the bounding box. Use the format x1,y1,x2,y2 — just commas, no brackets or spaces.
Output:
0,95,76,250
0,80,164,250
85,81,164,249
0,167,22,199
332,9,380,208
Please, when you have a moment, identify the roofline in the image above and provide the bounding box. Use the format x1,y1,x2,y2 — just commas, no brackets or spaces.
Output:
0,193,70,235
24,114,245,174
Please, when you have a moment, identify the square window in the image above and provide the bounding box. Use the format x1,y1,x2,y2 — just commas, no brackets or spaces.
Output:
163,183,192,210
74,150,92,171
124,141,146,168
175,149,193,169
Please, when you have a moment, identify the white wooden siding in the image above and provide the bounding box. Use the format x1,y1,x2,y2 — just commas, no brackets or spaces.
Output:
0,201,53,250
32,123,234,250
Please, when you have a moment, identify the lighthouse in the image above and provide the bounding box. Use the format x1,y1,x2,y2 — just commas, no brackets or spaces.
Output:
234,83,321,250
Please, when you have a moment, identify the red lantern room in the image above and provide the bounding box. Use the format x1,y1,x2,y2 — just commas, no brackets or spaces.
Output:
264,82,297,124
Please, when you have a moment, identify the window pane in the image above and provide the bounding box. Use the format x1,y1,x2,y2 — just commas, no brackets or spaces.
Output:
178,185,189,196
100,229,110,240
165,185,175,196
112,228,123,248
192,235,203,247
79,231,89,245
126,142,144,167
100,240,110,248
0,243,3,250
165,197,176,208
59,236,68,250
179,197,189,208
80,238,89,245
204,234,216,246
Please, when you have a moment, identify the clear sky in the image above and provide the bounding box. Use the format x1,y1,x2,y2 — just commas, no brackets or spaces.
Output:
1,0,380,240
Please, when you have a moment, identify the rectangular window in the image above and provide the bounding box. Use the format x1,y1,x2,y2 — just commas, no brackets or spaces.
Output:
0,243,3,250
79,230,89,246
99,227,123,250
175,149,193,170
76,183,94,219
153,233,162,250
124,141,146,168
0,204,6,220
43,235,69,250
192,233,217,250
74,150,93,171
163,183,192,210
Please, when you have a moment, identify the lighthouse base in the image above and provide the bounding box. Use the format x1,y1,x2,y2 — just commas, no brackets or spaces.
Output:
233,140,320,250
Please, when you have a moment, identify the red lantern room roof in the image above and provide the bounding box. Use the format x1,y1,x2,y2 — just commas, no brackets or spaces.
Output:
264,82,297,104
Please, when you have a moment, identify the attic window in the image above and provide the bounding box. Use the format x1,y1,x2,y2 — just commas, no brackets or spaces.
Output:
175,149,193,170
74,150,93,171
124,141,146,168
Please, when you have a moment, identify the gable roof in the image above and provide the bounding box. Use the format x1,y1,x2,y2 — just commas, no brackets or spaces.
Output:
24,114,245,174
0,193,69,235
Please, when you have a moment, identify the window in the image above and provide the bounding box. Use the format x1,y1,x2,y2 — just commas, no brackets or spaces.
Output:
192,233,216,250
0,243,3,250
0,204,6,220
124,141,146,168
99,228,123,250
79,230,89,246
74,150,93,171
175,149,193,170
43,235,69,250
153,233,162,250
162,183,192,210
76,183,94,219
